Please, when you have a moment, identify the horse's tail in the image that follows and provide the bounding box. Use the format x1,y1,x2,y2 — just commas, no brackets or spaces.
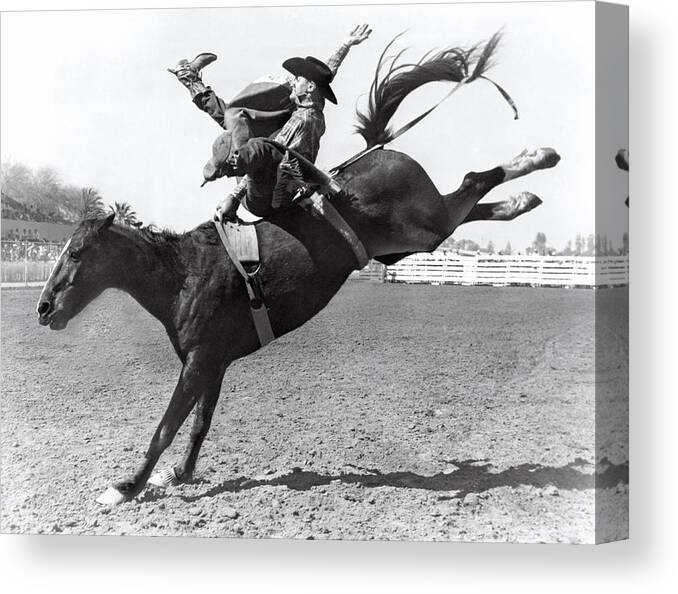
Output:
355,30,516,148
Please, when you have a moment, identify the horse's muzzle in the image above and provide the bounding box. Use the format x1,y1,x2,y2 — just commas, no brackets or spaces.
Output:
36,299,63,328
37,300,51,317
37,301,52,325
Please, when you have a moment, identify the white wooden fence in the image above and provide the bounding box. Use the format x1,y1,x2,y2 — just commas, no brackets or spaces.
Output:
352,253,628,288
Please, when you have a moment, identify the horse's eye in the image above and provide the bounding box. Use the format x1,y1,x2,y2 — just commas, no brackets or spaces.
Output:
69,251,81,262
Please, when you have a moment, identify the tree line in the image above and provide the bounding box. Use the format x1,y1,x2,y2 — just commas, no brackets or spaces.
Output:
527,232,628,257
1,161,142,227
439,231,628,257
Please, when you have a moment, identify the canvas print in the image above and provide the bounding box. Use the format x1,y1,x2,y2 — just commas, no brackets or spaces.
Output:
0,1,628,543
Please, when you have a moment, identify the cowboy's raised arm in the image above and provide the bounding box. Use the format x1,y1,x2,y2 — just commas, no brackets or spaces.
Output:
325,24,372,77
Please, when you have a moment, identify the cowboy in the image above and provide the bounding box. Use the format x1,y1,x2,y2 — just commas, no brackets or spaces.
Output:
169,25,372,222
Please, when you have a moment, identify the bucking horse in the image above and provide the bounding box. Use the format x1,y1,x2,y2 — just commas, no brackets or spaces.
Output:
36,33,560,504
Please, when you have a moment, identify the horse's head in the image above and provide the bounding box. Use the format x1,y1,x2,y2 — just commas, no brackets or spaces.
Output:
36,212,116,330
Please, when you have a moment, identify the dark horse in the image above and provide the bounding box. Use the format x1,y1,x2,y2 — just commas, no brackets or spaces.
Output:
36,37,560,505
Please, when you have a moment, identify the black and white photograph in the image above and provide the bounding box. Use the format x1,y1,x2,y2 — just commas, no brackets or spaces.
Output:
1,0,628,546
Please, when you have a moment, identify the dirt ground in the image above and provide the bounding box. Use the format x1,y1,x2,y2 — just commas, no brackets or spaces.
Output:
0,283,628,542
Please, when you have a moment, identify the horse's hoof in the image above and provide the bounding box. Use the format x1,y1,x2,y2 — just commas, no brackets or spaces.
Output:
536,147,561,169
96,486,128,506
494,192,542,220
503,148,560,181
147,467,179,488
515,191,542,212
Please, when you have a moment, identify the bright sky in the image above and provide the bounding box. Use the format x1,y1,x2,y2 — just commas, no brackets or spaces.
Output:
1,1,628,251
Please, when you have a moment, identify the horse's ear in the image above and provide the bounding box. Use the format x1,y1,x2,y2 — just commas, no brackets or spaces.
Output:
94,212,116,233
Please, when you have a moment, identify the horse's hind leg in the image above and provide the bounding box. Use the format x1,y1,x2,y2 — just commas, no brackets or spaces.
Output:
441,148,560,235
96,349,225,505
461,191,542,224
374,191,543,265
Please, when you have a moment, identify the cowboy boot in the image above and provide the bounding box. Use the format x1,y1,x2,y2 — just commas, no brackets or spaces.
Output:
272,153,305,209
168,52,217,99
185,52,218,73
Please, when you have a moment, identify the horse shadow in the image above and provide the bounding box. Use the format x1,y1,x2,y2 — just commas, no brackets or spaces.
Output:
175,457,628,504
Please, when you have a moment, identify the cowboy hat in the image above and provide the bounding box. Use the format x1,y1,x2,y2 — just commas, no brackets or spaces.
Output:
282,56,337,104
202,131,236,185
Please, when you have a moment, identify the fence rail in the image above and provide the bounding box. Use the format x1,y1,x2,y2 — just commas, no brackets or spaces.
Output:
375,252,629,288
3,240,628,289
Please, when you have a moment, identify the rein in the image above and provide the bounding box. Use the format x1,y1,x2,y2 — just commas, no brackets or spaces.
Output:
295,192,369,270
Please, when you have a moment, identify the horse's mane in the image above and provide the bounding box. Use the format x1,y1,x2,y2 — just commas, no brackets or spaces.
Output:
111,223,187,281
135,224,182,244
355,31,505,148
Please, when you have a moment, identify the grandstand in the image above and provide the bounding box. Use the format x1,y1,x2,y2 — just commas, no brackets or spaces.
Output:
1,218,76,242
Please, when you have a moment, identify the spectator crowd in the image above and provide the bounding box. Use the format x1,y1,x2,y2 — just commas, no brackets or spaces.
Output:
1,240,64,263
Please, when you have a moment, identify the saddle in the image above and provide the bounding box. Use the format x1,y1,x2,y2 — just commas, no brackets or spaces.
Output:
212,148,370,349
227,139,367,267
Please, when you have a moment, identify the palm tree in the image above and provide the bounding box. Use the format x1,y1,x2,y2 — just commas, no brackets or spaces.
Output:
110,201,142,227
80,187,106,219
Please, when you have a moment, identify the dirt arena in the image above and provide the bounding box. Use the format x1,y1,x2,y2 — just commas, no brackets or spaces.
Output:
0,283,628,542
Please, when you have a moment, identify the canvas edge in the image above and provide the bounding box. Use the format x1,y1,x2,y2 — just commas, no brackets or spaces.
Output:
594,0,629,545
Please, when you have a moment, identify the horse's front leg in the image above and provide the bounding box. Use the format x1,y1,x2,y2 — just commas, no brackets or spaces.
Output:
96,349,224,505
442,147,560,234
147,377,226,488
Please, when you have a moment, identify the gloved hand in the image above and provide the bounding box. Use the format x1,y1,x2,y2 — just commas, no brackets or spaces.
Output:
213,194,240,224
344,24,372,46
